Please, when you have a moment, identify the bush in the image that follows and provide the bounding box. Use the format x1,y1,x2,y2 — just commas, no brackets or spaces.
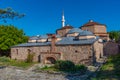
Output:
74,64,87,74
54,60,75,71
26,53,35,63
0,56,11,62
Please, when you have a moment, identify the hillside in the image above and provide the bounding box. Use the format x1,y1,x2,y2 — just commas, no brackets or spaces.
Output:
91,54,120,80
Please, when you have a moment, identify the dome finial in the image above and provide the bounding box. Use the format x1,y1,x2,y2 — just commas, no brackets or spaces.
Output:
89,19,93,22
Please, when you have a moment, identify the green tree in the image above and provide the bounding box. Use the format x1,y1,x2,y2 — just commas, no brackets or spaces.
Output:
109,31,120,42
0,25,28,56
0,7,25,23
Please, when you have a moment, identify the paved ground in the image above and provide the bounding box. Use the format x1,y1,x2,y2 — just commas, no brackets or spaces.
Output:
0,66,84,80
0,57,106,80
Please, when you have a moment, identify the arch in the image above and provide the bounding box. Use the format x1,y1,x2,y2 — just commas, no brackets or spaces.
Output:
45,57,56,64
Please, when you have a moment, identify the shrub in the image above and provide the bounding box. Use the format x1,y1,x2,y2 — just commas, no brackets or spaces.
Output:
26,53,35,63
54,60,75,71
74,64,87,74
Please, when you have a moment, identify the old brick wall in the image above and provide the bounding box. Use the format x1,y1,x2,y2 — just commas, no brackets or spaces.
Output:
103,41,119,56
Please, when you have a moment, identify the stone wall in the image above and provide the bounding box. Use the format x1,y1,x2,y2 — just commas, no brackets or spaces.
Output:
81,26,95,33
40,52,61,64
11,41,104,65
56,45,93,65
103,41,119,56
81,25,107,34
93,40,103,61
11,46,51,62
11,44,94,65
94,25,106,33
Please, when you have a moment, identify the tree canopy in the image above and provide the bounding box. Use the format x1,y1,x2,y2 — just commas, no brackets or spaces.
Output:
0,7,25,23
109,31,120,42
0,25,28,51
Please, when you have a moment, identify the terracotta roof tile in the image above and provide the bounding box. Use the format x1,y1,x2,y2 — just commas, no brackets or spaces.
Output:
82,22,101,27
57,25,73,30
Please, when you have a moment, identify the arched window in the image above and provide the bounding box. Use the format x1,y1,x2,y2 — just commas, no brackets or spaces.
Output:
45,57,56,64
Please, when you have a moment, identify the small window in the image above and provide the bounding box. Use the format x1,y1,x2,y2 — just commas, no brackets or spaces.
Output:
75,50,78,53
89,56,92,58
16,49,18,55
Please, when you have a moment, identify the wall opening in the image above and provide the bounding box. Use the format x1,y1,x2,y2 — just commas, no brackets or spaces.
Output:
38,55,41,62
45,57,56,64
16,49,18,55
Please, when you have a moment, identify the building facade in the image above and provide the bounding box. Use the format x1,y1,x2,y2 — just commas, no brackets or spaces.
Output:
11,14,106,65
11,27,103,65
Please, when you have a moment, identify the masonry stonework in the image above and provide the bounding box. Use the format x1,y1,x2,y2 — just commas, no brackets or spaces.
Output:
56,45,93,65
103,41,119,56
11,43,103,66
93,40,103,61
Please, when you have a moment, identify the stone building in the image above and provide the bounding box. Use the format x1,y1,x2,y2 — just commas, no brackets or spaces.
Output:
80,20,109,41
11,13,104,65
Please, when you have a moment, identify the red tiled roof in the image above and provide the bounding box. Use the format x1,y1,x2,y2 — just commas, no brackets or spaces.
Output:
61,25,73,29
82,22,101,27
57,25,73,30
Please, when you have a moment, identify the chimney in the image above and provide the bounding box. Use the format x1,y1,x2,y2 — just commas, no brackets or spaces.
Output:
51,34,57,52
47,34,52,38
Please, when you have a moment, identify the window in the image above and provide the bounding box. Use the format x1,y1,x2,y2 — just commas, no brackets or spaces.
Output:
16,49,18,55
75,50,78,53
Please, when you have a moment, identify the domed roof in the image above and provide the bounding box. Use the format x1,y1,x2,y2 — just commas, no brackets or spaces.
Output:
78,30,94,36
56,34,61,38
40,35,48,39
67,28,83,34
57,25,73,30
29,36,39,40
81,20,103,27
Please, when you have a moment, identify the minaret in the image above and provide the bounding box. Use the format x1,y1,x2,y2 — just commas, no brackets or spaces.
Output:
62,11,65,27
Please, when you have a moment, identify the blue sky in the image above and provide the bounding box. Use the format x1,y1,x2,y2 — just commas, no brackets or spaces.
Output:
0,0,120,36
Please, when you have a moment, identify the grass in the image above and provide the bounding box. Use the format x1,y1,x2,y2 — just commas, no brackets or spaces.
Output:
91,54,120,80
0,56,35,68
40,66,59,71
36,64,87,74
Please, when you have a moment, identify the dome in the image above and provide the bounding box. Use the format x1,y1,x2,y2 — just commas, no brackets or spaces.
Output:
39,35,48,39
67,28,83,34
29,36,39,40
57,25,73,30
56,34,61,38
81,20,102,27
78,30,94,36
